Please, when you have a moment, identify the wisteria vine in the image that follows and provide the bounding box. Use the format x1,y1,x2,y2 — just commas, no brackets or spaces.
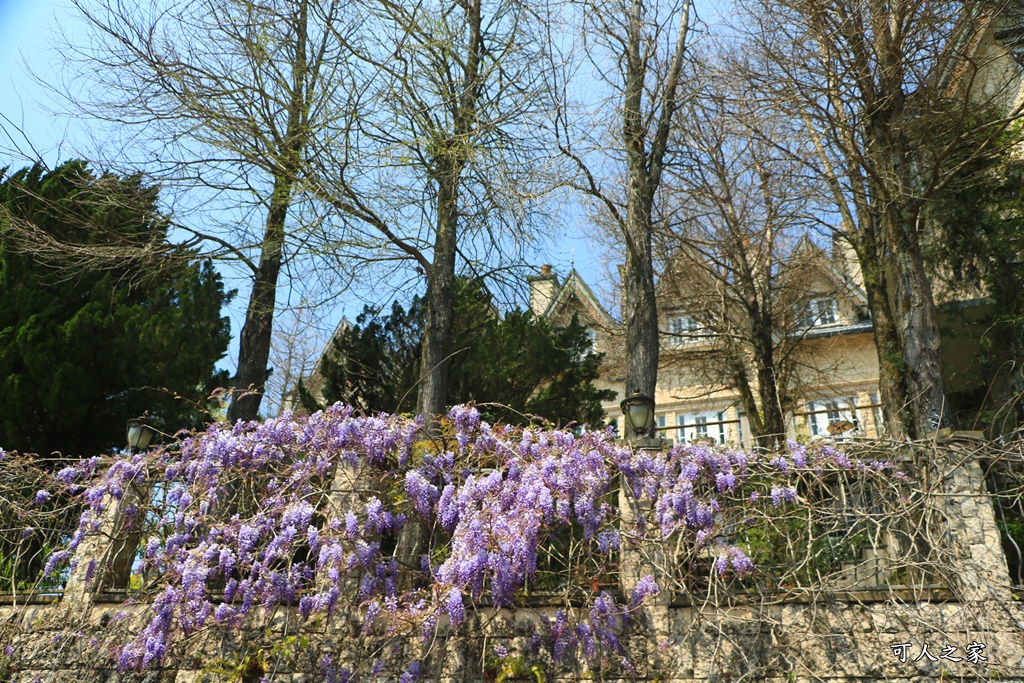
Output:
30,403,911,680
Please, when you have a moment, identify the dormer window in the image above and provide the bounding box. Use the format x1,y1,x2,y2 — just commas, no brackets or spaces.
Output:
667,315,705,347
804,298,839,327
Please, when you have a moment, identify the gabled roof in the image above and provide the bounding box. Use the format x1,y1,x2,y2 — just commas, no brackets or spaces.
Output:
655,243,722,312
790,235,868,306
309,315,350,379
543,268,618,328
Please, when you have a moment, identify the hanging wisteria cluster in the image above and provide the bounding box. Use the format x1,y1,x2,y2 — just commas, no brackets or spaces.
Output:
37,404,910,680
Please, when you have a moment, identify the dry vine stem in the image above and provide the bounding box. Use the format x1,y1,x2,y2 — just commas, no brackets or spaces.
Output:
1,409,1022,680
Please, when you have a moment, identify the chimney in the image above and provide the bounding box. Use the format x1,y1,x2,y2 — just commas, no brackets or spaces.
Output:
527,264,559,316
831,236,864,290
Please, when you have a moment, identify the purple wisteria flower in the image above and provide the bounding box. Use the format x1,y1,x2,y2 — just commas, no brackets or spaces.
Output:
597,529,620,553
770,485,796,507
446,588,465,632
631,574,660,607
398,661,421,683
22,401,912,680
449,404,480,433
788,441,808,468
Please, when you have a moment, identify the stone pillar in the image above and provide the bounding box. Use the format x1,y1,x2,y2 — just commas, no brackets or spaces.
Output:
617,455,669,607
61,478,148,611
934,436,1016,603
617,443,676,680
322,461,369,596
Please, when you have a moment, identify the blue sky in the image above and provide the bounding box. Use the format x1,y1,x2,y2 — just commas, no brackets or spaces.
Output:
0,0,74,165
0,0,643,393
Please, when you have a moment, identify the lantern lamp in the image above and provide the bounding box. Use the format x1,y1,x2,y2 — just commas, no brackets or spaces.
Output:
620,390,655,439
126,416,158,454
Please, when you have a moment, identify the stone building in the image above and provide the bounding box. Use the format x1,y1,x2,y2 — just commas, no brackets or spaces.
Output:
528,241,885,448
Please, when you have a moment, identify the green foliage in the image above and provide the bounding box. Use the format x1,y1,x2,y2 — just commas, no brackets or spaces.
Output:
485,653,546,683
0,161,233,457
926,155,1024,314
202,648,267,682
742,517,866,588
923,127,1024,428
0,546,67,593
200,634,314,682
302,278,615,426
995,498,1024,584
997,512,1024,549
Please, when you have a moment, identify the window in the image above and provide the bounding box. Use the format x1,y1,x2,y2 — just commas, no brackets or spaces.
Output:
806,398,859,439
667,315,705,347
676,411,726,445
804,298,839,327
695,415,709,439
572,328,597,360
869,392,883,436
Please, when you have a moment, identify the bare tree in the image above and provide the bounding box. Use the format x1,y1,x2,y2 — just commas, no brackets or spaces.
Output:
307,0,558,423
554,0,693,436
657,89,840,447
56,0,359,422
727,0,1024,438
265,304,329,417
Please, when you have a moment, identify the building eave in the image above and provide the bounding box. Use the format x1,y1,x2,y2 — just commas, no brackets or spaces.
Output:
798,321,875,340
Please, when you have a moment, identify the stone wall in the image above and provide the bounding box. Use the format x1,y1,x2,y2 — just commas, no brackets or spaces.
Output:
2,435,1023,682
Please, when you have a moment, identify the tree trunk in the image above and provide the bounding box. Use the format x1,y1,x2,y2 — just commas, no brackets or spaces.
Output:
866,88,946,438
868,36,946,438
227,174,292,423
857,227,913,439
618,0,688,437
731,359,768,449
884,205,947,437
752,311,787,448
415,0,482,425
227,0,308,423
416,171,459,424
622,211,659,439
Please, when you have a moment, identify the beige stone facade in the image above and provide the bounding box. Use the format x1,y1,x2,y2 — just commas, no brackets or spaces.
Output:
528,247,886,448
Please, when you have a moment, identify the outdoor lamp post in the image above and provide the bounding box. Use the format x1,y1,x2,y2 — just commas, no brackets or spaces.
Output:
620,390,661,448
126,416,157,454
621,390,653,437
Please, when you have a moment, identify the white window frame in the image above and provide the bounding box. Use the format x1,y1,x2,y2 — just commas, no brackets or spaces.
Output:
804,297,840,327
667,315,706,347
806,398,859,439
676,411,726,445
